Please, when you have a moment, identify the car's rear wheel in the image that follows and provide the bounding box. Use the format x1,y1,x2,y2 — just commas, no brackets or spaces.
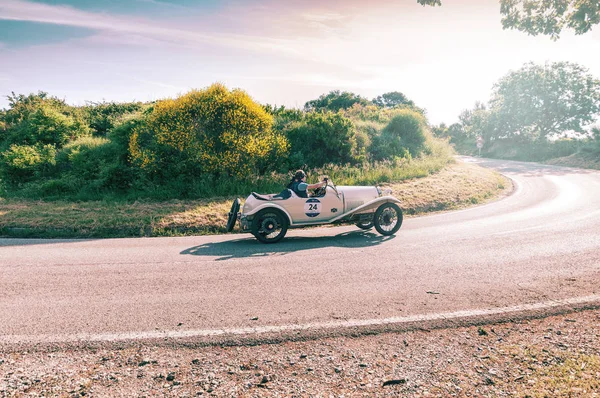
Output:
374,203,403,236
226,198,240,232
355,220,374,230
251,209,288,243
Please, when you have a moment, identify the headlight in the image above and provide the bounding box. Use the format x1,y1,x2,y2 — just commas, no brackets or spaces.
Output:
377,187,382,197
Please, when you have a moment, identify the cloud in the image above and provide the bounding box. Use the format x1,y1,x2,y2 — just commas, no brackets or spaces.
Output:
0,0,297,55
0,0,407,74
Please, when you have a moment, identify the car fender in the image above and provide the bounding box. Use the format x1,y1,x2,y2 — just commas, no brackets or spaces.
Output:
330,196,401,222
243,203,293,225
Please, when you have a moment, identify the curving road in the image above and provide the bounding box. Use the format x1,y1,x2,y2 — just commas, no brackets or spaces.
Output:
1,157,600,345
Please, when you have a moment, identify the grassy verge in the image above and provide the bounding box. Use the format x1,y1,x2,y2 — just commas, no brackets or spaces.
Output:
0,160,510,239
544,152,600,170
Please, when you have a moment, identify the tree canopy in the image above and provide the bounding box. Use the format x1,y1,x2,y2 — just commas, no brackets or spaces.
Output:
488,62,600,142
417,0,600,38
304,90,370,112
372,91,415,108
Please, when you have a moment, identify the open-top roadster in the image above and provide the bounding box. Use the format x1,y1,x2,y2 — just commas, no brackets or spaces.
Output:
226,178,403,243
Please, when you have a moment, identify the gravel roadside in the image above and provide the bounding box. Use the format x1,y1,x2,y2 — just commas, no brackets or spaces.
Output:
2,309,599,397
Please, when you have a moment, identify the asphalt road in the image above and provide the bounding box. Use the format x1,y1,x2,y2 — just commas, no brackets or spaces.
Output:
1,158,600,345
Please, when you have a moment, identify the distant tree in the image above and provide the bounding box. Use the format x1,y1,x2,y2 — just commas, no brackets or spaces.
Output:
372,91,415,108
487,62,600,143
418,0,600,38
459,102,490,139
304,90,370,112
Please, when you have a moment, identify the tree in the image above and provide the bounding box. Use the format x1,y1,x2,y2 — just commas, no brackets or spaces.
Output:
304,90,370,112
417,0,600,38
458,102,490,140
372,91,415,108
487,62,600,143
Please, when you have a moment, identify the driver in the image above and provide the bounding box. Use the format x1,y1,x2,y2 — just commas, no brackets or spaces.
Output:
287,170,326,198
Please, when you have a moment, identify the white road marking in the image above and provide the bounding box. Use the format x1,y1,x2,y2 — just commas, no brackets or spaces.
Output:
4,294,599,344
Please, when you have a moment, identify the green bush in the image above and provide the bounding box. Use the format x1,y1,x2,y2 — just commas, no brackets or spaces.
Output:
370,109,428,161
82,101,145,136
27,105,88,146
1,143,57,184
56,136,133,192
129,84,289,181
1,93,89,149
1,92,67,128
284,111,359,168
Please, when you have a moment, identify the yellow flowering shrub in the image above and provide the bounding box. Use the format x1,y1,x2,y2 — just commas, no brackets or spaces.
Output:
129,84,289,179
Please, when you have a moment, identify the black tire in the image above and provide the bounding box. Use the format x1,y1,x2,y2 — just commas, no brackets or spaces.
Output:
355,220,374,230
251,209,288,243
374,203,403,236
226,198,240,232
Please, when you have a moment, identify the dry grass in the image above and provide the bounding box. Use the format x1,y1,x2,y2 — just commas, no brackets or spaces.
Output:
514,350,600,397
0,161,510,238
386,160,509,214
545,152,600,170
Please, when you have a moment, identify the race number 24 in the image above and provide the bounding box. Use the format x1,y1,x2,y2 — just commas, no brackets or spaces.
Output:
305,198,321,217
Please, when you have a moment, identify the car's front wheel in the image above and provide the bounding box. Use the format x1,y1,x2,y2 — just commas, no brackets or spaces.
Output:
251,209,288,243
373,203,403,236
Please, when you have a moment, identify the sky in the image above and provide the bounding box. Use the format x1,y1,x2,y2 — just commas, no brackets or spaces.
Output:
1,0,600,125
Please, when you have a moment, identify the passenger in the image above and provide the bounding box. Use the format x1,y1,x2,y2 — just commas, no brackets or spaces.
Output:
287,170,326,198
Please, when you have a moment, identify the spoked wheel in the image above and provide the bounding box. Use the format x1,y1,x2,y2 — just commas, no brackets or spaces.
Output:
374,203,403,236
355,219,374,230
251,209,288,243
226,198,241,232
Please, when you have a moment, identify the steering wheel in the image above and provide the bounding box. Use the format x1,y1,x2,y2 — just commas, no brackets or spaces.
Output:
312,178,328,197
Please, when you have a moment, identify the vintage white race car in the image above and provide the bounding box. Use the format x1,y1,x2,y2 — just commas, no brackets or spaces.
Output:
226,179,403,243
